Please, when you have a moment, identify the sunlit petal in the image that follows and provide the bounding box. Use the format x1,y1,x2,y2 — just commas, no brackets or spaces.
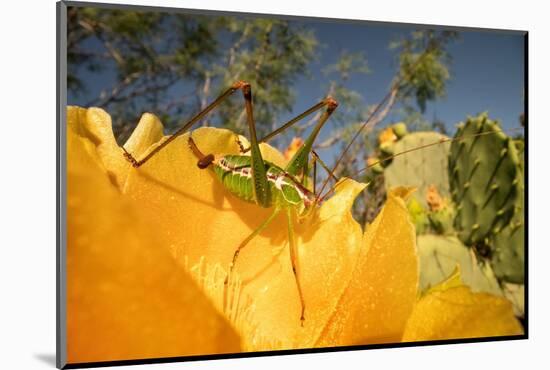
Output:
66,108,241,363
315,187,419,346
402,270,523,341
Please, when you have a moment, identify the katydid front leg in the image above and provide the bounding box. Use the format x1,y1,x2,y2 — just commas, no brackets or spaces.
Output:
240,82,271,208
285,97,338,178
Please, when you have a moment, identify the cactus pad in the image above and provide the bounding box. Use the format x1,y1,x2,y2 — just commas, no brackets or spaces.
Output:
417,235,502,296
448,113,522,247
384,131,451,207
489,145,525,284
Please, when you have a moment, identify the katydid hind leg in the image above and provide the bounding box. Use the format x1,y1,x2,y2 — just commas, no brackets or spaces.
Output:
224,208,281,285
286,208,306,326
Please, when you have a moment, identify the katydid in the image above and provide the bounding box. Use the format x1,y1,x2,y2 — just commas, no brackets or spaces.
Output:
123,81,339,325
121,79,519,327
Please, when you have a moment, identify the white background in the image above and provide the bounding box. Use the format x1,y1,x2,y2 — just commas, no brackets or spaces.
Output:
0,0,547,369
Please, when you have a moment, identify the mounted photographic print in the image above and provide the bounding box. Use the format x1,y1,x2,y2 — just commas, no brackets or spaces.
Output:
57,1,527,368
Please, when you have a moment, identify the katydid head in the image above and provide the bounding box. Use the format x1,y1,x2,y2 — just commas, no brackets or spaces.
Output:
197,154,215,169
187,135,216,169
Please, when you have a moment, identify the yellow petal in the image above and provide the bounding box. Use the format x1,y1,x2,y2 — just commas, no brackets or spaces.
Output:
122,125,368,350
66,116,240,363
67,107,168,192
124,113,164,158
424,265,462,294
67,106,129,189
315,187,419,346
284,137,305,160
402,274,523,341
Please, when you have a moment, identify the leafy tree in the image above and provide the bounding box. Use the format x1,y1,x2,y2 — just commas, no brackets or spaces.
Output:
391,29,458,113
68,7,317,142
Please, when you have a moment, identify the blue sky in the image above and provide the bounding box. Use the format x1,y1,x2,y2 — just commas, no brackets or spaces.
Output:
287,20,524,131
69,13,525,150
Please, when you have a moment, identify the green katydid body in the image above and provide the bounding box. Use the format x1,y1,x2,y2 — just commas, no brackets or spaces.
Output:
212,154,315,213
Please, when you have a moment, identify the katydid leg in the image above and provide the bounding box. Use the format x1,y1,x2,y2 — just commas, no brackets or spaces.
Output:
286,208,306,326
122,81,251,168
239,97,339,154
285,98,338,177
312,150,339,182
224,208,281,285
239,83,271,208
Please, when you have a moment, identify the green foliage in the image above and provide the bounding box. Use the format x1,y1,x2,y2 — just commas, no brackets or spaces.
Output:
67,7,317,141
391,30,458,113
384,131,451,207
215,18,319,136
320,50,371,129
417,235,502,296
323,50,370,80
448,114,522,246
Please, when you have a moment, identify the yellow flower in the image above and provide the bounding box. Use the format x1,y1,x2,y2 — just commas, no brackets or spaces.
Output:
426,184,444,211
284,137,305,160
66,107,523,363
378,126,398,145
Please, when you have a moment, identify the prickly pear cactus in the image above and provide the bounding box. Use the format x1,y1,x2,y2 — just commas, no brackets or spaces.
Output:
489,145,525,284
490,207,524,283
502,283,525,317
417,235,502,296
425,184,454,235
428,206,455,235
392,122,408,139
449,113,522,249
367,157,384,175
407,197,429,234
384,132,451,207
